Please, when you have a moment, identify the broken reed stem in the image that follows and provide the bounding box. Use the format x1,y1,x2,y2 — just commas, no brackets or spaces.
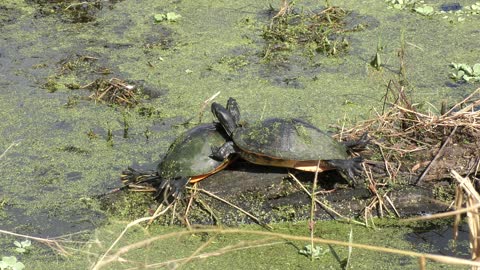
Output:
198,91,221,123
309,160,321,261
0,140,22,160
91,205,172,270
175,235,217,269
0,229,68,256
415,125,457,185
450,170,480,262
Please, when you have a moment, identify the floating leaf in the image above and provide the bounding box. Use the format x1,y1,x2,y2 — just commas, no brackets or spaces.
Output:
298,245,327,259
153,14,167,22
166,12,181,22
414,5,434,16
154,12,181,23
1,257,17,265
11,262,24,270
472,63,480,76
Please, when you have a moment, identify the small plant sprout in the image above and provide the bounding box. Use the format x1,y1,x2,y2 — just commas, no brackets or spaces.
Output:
13,240,31,254
0,256,25,270
299,244,328,259
370,37,383,70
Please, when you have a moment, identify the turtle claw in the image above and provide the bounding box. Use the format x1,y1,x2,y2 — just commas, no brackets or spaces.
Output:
155,177,190,204
326,156,364,185
347,156,364,184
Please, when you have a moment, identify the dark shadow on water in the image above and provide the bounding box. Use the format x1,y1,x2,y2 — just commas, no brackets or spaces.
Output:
405,223,471,258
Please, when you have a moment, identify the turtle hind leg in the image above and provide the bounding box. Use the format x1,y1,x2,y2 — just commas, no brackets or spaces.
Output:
121,167,157,185
155,177,190,204
326,156,364,184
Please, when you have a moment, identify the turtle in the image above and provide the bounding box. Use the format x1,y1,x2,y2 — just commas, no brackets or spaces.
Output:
122,123,233,202
210,98,365,181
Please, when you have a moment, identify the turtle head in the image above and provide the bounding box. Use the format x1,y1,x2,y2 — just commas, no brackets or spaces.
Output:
211,101,237,136
226,97,241,124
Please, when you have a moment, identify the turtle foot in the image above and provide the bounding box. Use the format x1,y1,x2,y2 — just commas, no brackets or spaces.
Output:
155,177,190,203
326,156,364,184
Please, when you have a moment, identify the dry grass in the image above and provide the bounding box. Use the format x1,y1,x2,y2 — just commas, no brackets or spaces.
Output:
83,77,139,107
339,84,480,185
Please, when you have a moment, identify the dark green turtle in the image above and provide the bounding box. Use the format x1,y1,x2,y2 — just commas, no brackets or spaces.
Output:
210,98,365,180
122,123,232,202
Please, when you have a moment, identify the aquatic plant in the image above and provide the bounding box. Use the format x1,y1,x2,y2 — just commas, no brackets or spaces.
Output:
450,63,480,83
13,240,31,254
262,2,355,59
154,12,182,22
298,244,327,259
0,256,24,270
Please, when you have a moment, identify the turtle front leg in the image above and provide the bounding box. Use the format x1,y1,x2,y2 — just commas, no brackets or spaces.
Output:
325,156,364,184
210,141,238,160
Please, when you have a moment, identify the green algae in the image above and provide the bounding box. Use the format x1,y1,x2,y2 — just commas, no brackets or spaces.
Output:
11,220,469,269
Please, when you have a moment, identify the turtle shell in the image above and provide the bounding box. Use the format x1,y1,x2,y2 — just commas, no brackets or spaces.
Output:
158,123,230,181
233,118,348,161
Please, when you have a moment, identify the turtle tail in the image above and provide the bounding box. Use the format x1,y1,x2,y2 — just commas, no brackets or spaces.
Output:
154,177,190,204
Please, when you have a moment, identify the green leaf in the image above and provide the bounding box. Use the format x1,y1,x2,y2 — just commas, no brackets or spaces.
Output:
13,241,21,248
15,247,26,253
0,261,8,270
166,12,181,22
11,262,24,270
472,63,480,76
463,75,473,82
2,257,17,265
414,5,434,16
461,65,473,75
153,14,166,22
